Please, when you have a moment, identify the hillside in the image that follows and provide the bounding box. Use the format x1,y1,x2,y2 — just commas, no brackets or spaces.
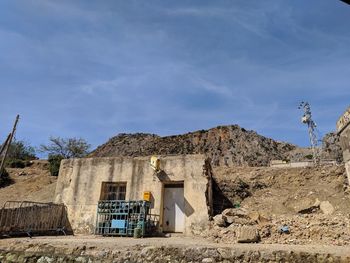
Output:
0,160,57,207
90,125,296,166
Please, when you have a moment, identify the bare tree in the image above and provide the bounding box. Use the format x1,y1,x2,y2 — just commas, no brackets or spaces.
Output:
40,137,91,159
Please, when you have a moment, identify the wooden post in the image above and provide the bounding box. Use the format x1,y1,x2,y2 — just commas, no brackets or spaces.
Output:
0,134,11,157
0,115,20,177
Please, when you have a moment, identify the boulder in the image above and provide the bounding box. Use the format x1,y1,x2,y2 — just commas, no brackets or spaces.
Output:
222,208,248,224
295,198,321,214
213,214,226,227
320,201,335,215
237,226,260,243
248,211,269,225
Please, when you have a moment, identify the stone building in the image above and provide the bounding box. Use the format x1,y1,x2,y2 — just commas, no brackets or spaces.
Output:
337,106,350,184
54,154,213,235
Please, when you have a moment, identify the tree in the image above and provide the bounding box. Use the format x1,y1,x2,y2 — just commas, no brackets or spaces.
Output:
7,140,36,160
47,154,64,177
0,167,12,187
1,140,37,168
40,137,91,176
40,137,91,159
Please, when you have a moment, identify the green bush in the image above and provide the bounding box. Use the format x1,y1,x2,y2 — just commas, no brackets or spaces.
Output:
6,159,33,168
7,140,36,161
48,154,64,176
0,168,13,187
304,154,313,160
7,159,25,168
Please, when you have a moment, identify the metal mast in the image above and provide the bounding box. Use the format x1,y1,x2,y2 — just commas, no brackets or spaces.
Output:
298,102,320,165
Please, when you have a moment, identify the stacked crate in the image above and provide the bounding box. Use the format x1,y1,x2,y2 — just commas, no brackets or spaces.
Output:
95,200,150,237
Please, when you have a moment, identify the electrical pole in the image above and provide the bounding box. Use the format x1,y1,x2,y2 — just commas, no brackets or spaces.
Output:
298,102,320,165
0,115,20,177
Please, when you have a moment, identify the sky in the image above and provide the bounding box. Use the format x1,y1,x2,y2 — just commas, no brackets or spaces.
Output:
0,0,349,153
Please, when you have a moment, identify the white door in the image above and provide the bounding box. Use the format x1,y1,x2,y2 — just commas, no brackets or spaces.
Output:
163,185,185,233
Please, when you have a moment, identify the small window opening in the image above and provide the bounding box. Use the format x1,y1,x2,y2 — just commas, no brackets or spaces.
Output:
100,182,126,200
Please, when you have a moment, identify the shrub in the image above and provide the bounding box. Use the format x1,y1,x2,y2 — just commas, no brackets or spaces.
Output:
304,154,313,160
48,154,64,176
0,168,13,187
6,159,32,168
7,140,36,161
7,159,26,168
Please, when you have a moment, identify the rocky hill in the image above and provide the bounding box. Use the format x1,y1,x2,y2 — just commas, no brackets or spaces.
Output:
90,125,296,166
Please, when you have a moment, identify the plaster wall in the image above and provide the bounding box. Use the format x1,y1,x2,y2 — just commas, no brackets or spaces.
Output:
54,155,211,235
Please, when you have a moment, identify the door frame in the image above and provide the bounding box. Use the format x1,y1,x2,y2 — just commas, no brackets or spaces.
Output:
161,181,184,233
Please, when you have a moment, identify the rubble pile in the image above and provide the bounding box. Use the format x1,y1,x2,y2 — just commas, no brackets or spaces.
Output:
213,165,350,216
203,207,350,246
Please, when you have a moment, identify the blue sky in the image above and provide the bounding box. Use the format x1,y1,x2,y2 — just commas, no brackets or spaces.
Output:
0,0,349,152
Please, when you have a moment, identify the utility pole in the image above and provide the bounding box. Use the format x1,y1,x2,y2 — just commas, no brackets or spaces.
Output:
0,115,20,177
298,102,320,165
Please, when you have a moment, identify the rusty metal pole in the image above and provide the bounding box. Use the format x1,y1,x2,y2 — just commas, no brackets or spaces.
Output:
0,115,20,177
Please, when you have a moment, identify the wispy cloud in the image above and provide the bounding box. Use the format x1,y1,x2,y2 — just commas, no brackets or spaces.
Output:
191,77,234,97
0,0,349,150
79,79,120,95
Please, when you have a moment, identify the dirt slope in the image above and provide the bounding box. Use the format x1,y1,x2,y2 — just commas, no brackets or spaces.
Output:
206,164,350,246
90,125,296,166
213,164,349,215
0,160,57,207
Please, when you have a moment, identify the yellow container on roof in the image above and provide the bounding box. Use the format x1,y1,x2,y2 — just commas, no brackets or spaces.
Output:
150,156,160,171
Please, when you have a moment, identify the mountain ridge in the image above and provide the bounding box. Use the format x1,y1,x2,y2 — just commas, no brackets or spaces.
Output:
90,124,296,166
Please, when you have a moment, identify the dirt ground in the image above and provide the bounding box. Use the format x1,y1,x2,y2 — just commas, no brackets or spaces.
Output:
0,160,57,207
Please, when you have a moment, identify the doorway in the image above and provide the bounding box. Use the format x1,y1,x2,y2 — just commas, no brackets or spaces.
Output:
163,183,185,233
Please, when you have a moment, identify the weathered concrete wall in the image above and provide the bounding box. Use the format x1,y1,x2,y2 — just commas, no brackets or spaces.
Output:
55,154,211,235
270,160,337,168
337,106,350,184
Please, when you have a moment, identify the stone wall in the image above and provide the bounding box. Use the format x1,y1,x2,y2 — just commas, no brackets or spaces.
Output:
1,245,350,263
337,106,350,185
54,154,211,235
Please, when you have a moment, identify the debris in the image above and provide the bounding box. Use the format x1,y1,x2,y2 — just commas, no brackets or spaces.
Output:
320,201,335,215
297,199,321,214
279,225,290,234
18,171,27,176
237,226,260,243
248,211,269,225
202,258,214,263
222,208,249,225
213,214,226,227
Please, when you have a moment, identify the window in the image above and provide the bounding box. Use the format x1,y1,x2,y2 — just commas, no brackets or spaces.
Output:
100,182,127,200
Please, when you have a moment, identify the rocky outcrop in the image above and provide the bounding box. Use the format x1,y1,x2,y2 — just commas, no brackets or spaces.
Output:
322,132,343,163
286,132,343,163
90,125,296,167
